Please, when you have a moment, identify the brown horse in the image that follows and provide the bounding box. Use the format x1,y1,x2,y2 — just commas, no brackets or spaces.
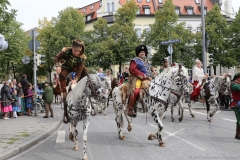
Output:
53,82,62,104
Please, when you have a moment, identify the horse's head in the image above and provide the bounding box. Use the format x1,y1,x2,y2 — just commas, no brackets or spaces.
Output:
171,65,189,94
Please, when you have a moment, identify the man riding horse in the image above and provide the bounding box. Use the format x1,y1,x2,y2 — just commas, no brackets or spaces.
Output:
127,45,152,118
54,39,89,123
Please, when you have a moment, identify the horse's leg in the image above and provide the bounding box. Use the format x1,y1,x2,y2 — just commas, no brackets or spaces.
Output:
206,100,211,122
123,105,132,132
170,105,175,122
103,102,107,116
115,104,126,140
82,116,90,160
148,109,166,147
188,100,195,118
69,123,79,151
178,100,184,122
98,101,102,114
209,97,220,121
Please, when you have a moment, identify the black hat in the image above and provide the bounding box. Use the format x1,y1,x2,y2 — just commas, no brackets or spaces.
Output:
135,45,148,57
233,72,240,81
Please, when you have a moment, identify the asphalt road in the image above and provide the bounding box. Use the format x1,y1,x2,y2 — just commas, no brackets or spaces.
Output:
8,101,240,160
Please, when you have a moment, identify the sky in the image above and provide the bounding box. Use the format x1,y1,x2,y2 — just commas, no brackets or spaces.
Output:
8,0,240,31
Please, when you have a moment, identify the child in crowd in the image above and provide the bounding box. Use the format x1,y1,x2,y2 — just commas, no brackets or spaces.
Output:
11,89,19,118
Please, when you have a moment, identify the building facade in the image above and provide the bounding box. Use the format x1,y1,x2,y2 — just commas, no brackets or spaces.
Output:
78,0,236,77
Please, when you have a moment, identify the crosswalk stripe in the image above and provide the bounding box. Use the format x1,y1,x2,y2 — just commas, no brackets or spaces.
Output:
56,130,65,143
222,118,236,122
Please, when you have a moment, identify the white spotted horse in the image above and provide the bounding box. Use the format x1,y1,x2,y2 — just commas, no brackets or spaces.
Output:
64,74,105,160
112,65,189,147
97,76,112,116
187,76,231,122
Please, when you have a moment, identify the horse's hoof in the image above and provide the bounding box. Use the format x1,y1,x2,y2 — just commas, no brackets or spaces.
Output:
172,118,175,122
82,158,88,160
127,125,132,132
69,133,74,142
179,117,183,122
119,136,126,140
98,111,102,114
210,113,213,117
159,141,166,147
73,146,79,151
148,134,155,140
191,114,195,118
208,119,212,122
104,113,107,116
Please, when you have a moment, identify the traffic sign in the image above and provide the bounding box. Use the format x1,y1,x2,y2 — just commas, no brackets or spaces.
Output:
168,44,173,55
22,55,30,64
28,29,39,38
28,40,40,51
161,39,181,45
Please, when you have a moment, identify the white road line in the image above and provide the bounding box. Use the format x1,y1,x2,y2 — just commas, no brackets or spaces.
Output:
149,124,205,151
56,130,65,143
185,109,221,116
222,118,236,122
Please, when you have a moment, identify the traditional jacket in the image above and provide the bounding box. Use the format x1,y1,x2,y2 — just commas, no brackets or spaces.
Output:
129,57,151,80
54,47,87,81
43,86,53,104
192,66,205,87
231,83,240,101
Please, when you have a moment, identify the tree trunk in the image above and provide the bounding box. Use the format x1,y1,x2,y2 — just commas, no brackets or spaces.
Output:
119,62,122,74
48,66,52,84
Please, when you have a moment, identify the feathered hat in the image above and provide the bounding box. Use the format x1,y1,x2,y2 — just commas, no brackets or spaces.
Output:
135,45,148,57
72,39,85,53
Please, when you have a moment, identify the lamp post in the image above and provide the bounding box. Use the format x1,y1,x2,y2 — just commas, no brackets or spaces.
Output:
201,0,207,74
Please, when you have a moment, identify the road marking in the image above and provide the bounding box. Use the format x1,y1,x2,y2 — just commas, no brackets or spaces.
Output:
222,118,236,122
56,130,65,143
185,110,221,116
149,124,205,151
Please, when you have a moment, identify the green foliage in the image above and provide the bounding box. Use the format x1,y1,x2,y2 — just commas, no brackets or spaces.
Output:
147,0,196,67
205,4,230,67
0,0,16,32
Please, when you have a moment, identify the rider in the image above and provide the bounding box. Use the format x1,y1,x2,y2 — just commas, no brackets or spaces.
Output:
127,45,152,118
159,58,169,73
230,72,240,140
190,59,208,102
54,39,89,123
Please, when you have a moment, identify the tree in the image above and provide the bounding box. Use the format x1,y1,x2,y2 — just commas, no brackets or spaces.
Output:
110,0,139,73
228,9,240,67
0,0,16,32
147,0,197,67
205,4,229,73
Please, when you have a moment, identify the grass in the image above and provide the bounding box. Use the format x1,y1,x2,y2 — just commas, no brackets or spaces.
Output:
3,146,8,149
9,137,20,141
21,133,30,137
6,141,14,144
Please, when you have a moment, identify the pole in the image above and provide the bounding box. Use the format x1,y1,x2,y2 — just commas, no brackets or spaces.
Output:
201,0,207,73
32,30,37,116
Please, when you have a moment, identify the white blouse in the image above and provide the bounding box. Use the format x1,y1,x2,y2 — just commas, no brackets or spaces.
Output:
192,66,205,87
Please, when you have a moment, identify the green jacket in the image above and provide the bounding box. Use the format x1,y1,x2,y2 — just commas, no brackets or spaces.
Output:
43,86,53,103
231,83,240,91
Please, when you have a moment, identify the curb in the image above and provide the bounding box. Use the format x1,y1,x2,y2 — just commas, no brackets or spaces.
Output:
0,119,62,160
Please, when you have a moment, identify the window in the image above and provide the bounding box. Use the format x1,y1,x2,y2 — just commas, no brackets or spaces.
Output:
187,8,193,15
107,3,110,12
187,26,192,32
87,15,91,21
158,0,162,4
137,0,142,2
112,2,115,11
146,0,150,2
195,0,200,4
145,8,150,14
136,9,140,14
135,28,141,38
175,7,180,15
83,8,86,12
91,5,94,10
196,27,201,32
204,8,207,15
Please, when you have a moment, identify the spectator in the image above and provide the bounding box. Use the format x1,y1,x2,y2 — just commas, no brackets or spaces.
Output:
25,83,34,116
106,69,113,81
1,81,13,119
42,81,54,118
123,67,129,83
20,74,28,92
11,89,19,118
97,68,105,81
12,78,17,89
16,82,24,116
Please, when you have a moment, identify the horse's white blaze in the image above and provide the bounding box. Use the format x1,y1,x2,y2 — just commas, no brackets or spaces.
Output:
56,130,65,143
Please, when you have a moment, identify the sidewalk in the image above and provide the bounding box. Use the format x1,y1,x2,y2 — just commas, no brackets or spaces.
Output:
0,104,62,160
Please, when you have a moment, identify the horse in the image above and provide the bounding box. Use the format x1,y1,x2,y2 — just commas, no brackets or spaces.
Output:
112,65,189,147
53,81,62,104
187,76,231,122
97,76,112,115
65,74,106,160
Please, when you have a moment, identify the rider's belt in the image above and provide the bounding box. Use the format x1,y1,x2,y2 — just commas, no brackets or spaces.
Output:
135,79,142,89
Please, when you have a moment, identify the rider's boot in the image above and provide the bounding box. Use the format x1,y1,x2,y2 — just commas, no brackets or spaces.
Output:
127,88,140,118
235,125,240,140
